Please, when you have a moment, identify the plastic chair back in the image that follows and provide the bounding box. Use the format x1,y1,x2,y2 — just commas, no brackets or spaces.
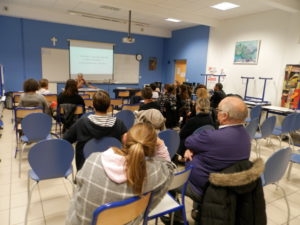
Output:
84,137,122,159
245,117,259,139
169,165,193,191
21,112,52,142
250,105,262,120
158,129,180,159
28,139,74,180
43,94,57,104
261,147,291,186
115,109,135,130
92,192,151,225
282,113,298,133
259,116,276,139
145,166,192,224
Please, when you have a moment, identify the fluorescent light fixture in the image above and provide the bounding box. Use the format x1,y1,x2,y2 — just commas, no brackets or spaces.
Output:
165,18,181,23
211,2,240,11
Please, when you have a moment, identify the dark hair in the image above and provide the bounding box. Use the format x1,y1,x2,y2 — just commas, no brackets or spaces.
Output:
215,83,223,90
150,83,157,91
63,79,78,96
23,78,39,92
93,90,111,112
166,84,175,94
142,87,153,99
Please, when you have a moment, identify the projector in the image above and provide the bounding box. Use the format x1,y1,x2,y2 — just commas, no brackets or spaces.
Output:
122,37,135,43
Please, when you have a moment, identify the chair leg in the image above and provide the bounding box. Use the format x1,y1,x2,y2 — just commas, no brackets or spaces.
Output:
19,143,27,178
275,184,290,225
255,140,260,158
25,177,38,225
286,162,293,181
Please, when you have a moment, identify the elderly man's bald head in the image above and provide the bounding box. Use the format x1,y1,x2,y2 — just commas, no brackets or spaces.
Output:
217,96,248,124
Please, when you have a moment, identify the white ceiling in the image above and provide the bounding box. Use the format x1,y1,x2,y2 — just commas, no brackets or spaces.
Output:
1,0,300,37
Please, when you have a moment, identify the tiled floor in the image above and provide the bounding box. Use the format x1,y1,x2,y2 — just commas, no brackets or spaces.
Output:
1,108,300,225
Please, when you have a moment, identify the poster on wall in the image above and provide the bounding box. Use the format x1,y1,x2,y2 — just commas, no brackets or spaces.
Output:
281,64,300,109
233,40,261,64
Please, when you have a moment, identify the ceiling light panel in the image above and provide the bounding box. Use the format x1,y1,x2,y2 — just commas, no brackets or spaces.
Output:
211,2,240,11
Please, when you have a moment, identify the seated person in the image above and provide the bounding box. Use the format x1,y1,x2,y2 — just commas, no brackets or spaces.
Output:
57,79,85,132
18,78,50,115
161,96,251,225
65,123,174,225
150,82,160,100
176,98,216,160
139,87,160,111
76,73,97,89
63,90,127,171
135,108,166,133
158,84,179,128
37,78,51,95
210,82,226,109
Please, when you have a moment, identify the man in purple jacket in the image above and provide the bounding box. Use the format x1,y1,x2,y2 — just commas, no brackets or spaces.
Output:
162,95,251,225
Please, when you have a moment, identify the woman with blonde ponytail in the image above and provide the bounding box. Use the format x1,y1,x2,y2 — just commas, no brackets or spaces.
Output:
66,122,174,225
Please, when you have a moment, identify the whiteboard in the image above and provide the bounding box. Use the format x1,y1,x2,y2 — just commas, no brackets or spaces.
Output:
41,48,69,82
41,48,139,83
113,54,139,83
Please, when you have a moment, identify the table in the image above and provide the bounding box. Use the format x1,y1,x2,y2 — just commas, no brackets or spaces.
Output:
244,100,271,108
78,88,100,98
262,105,296,118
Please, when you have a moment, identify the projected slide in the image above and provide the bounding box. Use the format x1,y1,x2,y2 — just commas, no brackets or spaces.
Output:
69,40,114,81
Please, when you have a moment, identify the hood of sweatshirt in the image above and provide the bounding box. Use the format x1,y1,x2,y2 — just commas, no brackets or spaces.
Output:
101,148,127,183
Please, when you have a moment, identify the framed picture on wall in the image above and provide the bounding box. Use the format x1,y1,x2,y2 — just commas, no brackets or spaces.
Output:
149,57,157,70
233,40,261,64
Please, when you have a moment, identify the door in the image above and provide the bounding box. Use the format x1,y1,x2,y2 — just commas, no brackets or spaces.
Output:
174,60,187,84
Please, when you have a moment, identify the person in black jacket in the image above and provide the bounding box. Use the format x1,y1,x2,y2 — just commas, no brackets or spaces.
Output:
199,158,266,225
210,82,226,109
138,87,160,111
63,90,127,171
176,97,215,160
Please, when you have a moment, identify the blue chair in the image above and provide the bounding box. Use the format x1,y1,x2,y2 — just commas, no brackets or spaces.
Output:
145,166,193,225
25,139,74,225
18,112,53,177
83,137,122,159
261,147,292,225
14,107,44,157
115,109,135,130
92,192,152,225
245,117,260,139
245,105,262,124
272,113,298,149
193,124,215,135
253,116,276,157
287,153,300,181
158,129,180,159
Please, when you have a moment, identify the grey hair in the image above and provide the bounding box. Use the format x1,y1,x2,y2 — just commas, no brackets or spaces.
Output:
221,96,248,122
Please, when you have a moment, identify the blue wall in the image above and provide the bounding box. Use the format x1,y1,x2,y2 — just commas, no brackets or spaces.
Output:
163,26,210,84
0,15,209,96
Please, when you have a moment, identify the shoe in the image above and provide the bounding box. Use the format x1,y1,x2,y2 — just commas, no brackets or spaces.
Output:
160,215,188,225
191,209,200,221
